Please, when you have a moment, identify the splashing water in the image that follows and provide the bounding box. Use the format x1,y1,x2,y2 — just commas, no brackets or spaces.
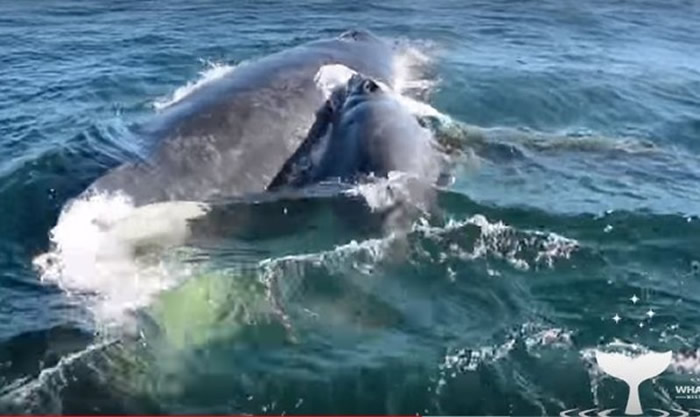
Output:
314,39,452,123
33,193,208,326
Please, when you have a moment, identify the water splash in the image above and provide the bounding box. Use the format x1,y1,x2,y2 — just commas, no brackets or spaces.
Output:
33,192,207,326
391,38,441,96
344,171,429,212
413,214,579,271
670,350,700,374
314,38,451,124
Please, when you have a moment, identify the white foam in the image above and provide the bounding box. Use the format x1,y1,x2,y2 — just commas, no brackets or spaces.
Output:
392,40,439,95
0,341,112,410
413,214,579,271
259,235,393,282
33,193,208,326
435,324,573,396
344,171,426,212
525,327,574,350
258,211,579,321
260,210,578,284
153,61,237,110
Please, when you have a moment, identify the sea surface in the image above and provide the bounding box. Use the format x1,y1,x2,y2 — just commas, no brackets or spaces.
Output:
1,0,700,415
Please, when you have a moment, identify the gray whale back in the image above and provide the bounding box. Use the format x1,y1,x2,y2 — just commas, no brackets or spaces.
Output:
88,30,397,206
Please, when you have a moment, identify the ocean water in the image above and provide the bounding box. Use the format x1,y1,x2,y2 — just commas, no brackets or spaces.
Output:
1,0,700,415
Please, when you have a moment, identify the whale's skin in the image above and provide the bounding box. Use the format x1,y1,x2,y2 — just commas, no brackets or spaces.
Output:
86,30,397,206
266,73,444,235
269,74,442,190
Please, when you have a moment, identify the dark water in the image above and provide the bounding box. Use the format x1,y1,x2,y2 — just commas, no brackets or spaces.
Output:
1,0,700,415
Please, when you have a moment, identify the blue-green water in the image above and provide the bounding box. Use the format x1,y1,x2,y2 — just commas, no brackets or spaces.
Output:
1,1,700,415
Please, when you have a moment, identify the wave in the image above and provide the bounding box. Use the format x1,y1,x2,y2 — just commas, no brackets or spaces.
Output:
33,169,581,329
0,341,113,413
437,323,574,384
433,332,699,415
24,184,698,414
411,213,579,271
423,117,665,159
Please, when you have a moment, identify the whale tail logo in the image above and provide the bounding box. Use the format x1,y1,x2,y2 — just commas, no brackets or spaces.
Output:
595,350,672,415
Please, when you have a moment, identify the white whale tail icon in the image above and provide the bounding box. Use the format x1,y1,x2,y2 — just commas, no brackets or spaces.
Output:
595,350,672,415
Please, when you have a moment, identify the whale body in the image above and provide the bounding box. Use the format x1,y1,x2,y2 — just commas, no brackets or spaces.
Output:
270,73,442,190
86,30,398,205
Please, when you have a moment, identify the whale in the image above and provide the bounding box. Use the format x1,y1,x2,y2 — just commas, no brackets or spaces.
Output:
267,73,445,235
84,30,399,206
269,73,443,190
38,35,444,276
74,72,445,258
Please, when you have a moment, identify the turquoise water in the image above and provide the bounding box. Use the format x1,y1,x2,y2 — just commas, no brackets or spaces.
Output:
1,1,700,415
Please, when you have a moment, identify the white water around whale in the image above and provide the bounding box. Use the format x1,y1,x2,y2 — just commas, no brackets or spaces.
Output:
314,62,450,122
33,193,210,326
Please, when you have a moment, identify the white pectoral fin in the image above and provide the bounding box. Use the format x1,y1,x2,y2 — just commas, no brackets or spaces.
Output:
103,201,211,252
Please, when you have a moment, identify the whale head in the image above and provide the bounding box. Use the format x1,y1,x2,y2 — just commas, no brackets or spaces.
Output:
270,73,442,190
